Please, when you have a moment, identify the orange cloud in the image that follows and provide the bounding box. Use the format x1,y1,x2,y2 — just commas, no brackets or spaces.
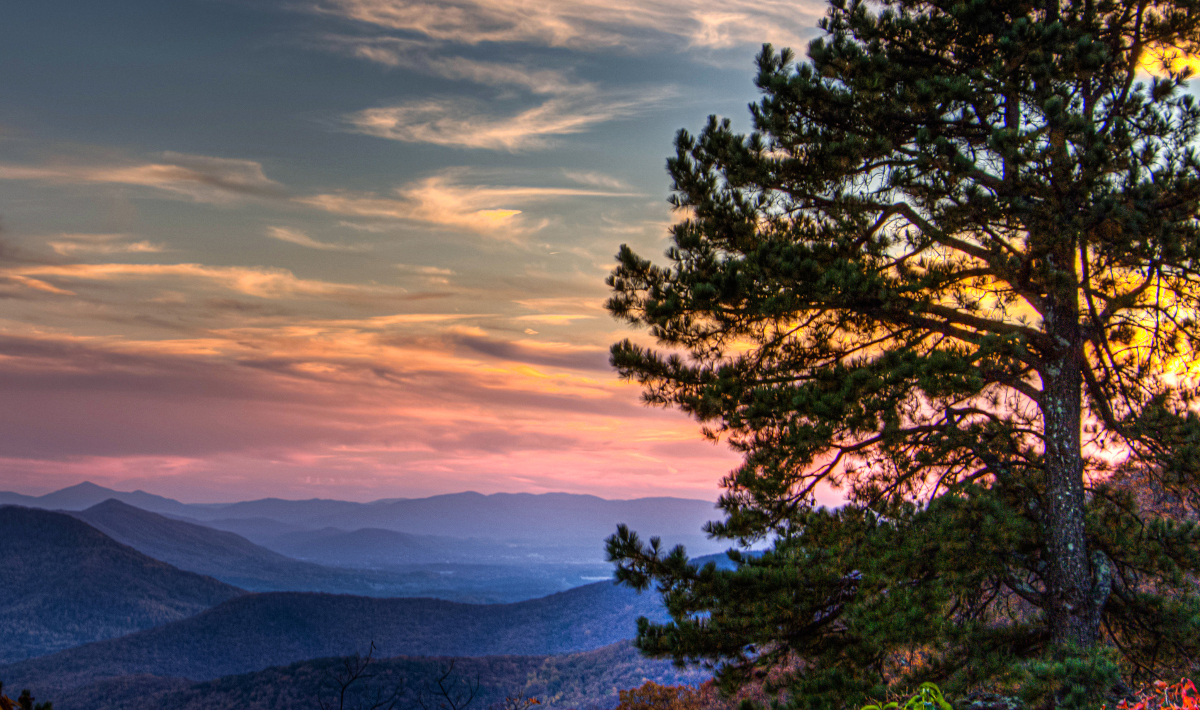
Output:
45,233,166,256
265,226,371,251
297,172,636,235
4,263,406,300
0,326,739,502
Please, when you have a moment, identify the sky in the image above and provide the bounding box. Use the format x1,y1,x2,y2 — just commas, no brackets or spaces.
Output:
0,0,830,502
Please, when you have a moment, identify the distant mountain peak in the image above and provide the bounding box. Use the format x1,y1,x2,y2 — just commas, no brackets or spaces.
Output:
84,498,143,512
56,481,110,492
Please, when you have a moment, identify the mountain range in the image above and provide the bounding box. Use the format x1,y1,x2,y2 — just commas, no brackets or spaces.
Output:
0,482,725,562
0,482,192,517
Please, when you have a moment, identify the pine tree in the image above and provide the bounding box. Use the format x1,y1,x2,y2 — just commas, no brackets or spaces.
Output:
604,1,1200,707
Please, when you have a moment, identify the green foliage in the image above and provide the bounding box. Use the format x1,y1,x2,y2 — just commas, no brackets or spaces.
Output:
1005,646,1122,710
863,683,952,710
604,0,1200,705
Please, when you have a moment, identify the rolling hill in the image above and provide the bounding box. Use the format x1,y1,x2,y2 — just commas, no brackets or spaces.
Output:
68,500,340,592
0,506,244,664
0,581,667,693
264,525,523,566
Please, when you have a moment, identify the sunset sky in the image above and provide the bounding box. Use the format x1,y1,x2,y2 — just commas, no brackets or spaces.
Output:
0,0,829,502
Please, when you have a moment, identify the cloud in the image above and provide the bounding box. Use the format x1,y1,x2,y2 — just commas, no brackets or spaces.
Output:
395,264,455,276
423,57,582,95
265,226,370,251
337,221,394,232
0,152,285,203
514,314,596,324
514,296,608,314
0,260,741,500
319,36,579,94
4,262,410,301
312,0,823,51
562,171,629,190
317,33,432,66
46,233,166,256
344,88,667,151
297,172,636,234
452,333,610,371
0,325,656,463
394,263,455,285
321,33,672,151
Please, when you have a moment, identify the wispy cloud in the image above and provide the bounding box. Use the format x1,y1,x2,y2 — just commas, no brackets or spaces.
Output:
325,41,672,151
395,264,454,276
298,172,636,235
4,262,409,301
319,36,580,94
562,170,629,190
452,332,609,371
46,233,166,256
312,0,822,51
265,226,370,252
395,263,455,284
0,152,284,203
345,90,666,150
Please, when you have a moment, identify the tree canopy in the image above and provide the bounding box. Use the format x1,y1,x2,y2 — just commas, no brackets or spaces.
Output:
604,1,1200,707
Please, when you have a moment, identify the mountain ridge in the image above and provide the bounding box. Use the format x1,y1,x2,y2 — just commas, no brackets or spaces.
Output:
0,506,244,664
1,482,726,559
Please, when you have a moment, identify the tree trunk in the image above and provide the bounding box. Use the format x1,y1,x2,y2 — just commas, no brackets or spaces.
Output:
1040,304,1098,647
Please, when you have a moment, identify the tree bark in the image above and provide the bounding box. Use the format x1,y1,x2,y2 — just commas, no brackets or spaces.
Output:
1040,301,1098,647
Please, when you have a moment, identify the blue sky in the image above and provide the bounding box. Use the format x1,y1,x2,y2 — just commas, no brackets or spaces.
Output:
0,0,828,502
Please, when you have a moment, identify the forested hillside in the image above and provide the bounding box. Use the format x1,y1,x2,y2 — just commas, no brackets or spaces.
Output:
0,581,666,693
0,506,243,663
70,500,328,589
38,641,706,710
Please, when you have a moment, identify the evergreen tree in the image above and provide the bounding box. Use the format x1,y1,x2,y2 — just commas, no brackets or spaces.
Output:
604,1,1200,707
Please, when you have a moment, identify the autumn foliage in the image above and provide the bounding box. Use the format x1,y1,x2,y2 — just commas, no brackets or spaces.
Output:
1109,679,1200,710
615,682,733,710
